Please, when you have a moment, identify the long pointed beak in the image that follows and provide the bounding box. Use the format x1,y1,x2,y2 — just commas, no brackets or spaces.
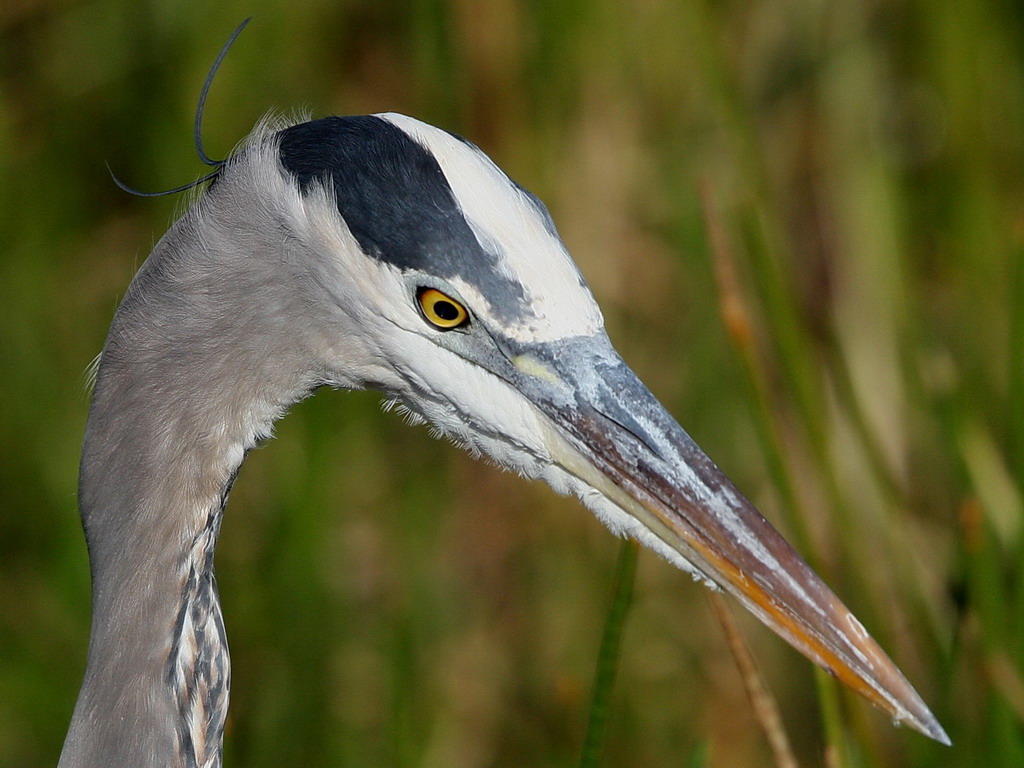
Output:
513,334,948,745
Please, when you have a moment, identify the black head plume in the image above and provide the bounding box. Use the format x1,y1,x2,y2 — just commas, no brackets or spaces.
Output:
108,17,252,198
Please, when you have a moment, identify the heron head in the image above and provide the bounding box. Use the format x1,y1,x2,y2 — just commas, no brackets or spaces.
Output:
267,112,946,744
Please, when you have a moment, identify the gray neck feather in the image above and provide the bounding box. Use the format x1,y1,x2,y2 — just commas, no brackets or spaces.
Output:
60,152,342,767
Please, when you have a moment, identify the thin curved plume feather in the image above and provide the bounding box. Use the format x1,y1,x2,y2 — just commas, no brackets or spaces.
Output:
105,18,251,198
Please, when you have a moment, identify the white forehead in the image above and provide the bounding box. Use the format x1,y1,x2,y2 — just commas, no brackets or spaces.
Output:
377,112,603,343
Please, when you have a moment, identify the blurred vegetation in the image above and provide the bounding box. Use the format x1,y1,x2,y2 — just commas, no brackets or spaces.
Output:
1,0,1021,766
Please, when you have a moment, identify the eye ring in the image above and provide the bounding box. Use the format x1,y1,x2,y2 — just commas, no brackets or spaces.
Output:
417,288,469,330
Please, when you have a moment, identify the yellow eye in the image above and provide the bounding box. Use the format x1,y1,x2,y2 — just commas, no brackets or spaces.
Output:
417,288,469,329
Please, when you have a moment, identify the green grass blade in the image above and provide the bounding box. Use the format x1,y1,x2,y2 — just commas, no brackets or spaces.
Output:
578,539,639,768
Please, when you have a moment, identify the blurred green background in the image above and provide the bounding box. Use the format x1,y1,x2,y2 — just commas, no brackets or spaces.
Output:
1,0,1021,766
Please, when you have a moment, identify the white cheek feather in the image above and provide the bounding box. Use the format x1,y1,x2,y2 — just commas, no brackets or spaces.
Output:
385,330,552,463
378,113,603,344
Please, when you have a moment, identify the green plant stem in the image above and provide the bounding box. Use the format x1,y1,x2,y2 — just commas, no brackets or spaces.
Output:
579,539,639,768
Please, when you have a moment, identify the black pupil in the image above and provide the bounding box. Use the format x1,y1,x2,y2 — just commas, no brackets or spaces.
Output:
434,300,459,321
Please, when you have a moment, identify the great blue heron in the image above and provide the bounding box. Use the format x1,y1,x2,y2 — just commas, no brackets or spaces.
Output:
59,55,948,768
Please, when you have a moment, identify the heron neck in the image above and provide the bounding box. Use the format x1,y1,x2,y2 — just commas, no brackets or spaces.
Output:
61,210,321,767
